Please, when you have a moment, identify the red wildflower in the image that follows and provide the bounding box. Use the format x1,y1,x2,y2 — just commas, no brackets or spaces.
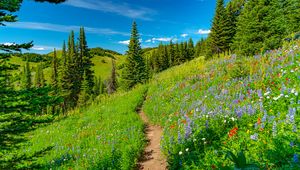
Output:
257,117,261,125
212,164,217,169
170,125,175,129
228,127,238,138
181,119,187,124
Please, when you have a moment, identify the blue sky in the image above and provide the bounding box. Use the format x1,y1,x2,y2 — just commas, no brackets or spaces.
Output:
0,0,222,54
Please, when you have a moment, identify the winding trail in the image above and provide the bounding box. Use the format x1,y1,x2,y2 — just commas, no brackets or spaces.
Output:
138,110,167,170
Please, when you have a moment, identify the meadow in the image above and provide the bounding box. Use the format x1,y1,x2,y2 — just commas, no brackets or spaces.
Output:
2,86,147,169
143,40,300,169
3,40,299,170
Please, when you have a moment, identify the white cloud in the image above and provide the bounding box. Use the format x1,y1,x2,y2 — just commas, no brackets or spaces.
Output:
32,45,60,51
64,0,156,20
197,29,211,35
181,33,188,38
145,37,174,43
3,42,16,46
118,40,130,45
6,22,129,36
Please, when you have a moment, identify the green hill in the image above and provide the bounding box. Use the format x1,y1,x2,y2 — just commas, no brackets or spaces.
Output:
3,40,300,169
8,48,125,86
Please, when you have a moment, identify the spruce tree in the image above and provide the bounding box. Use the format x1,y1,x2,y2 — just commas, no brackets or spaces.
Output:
169,40,175,66
23,61,32,89
78,71,90,107
108,59,117,94
79,27,94,94
51,48,59,93
34,64,45,88
187,38,195,59
59,41,71,112
210,0,226,56
233,0,287,55
121,21,147,89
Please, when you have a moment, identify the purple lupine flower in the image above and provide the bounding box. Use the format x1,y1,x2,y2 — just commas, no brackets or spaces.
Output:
235,107,243,118
272,121,277,137
268,116,275,123
247,105,255,115
257,89,262,98
205,120,209,129
292,125,297,133
293,154,299,163
184,117,192,139
250,133,258,141
262,112,267,122
178,130,182,143
286,108,296,124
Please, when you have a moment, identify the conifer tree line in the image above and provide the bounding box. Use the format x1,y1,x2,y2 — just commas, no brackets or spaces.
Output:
207,0,300,57
146,38,199,73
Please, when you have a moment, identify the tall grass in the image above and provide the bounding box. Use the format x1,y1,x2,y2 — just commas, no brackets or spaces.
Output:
144,41,300,169
5,86,147,169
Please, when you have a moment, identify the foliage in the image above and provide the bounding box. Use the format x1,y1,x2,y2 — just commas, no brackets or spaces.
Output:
2,86,147,169
121,22,147,90
143,40,300,169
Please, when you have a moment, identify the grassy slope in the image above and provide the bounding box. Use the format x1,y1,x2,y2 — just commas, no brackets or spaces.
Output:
7,86,146,169
9,53,125,85
143,41,300,169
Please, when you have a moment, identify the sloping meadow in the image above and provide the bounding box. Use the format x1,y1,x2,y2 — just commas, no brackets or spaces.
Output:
5,86,147,169
144,41,300,169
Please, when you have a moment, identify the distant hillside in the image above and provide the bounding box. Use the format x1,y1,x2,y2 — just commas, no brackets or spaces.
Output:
7,47,125,85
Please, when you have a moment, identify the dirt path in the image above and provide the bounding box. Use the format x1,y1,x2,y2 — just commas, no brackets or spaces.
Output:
138,110,167,170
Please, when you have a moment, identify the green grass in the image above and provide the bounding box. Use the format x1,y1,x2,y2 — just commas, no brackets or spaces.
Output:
8,54,125,87
143,41,300,169
5,86,147,169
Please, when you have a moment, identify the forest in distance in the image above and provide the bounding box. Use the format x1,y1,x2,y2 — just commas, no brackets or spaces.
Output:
0,0,299,169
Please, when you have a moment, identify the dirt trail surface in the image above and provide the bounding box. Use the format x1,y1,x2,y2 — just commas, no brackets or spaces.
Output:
138,110,167,170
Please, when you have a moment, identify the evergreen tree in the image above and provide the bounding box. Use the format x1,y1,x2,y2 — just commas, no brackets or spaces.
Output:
23,61,32,89
59,41,71,112
187,38,195,59
121,21,147,89
51,48,59,93
79,27,94,94
108,59,117,94
169,40,175,66
77,71,90,107
174,43,181,65
67,31,80,108
233,0,287,55
35,64,45,88
93,76,104,97
210,0,226,56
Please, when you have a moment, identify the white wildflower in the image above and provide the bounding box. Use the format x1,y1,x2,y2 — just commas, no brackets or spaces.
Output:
202,138,206,141
285,95,289,98
231,117,235,121
179,151,183,155
186,148,189,152
264,91,270,96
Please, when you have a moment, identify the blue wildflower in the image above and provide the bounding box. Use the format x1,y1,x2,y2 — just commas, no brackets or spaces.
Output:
293,154,299,163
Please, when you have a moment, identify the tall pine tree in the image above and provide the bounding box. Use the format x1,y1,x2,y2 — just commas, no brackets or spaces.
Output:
121,21,147,89
210,0,227,57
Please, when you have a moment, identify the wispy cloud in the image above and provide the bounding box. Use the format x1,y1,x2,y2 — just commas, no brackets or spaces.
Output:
118,40,130,45
197,29,211,35
181,33,188,38
64,0,157,20
145,37,173,43
5,22,129,36
31,45,59,51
